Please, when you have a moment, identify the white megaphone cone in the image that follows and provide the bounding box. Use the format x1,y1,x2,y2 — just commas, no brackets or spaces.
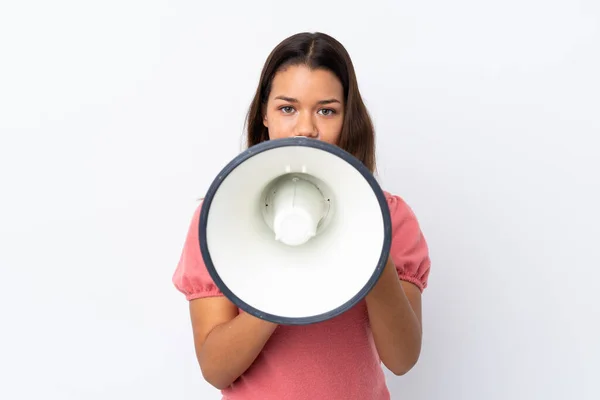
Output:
198,137,391,325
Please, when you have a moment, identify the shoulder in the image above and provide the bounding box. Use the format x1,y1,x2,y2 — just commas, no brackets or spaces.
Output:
172,199,223,301
383,191,418,221
382,190,431,292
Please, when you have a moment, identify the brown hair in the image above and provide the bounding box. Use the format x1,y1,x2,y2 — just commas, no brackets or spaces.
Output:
245,32,377,172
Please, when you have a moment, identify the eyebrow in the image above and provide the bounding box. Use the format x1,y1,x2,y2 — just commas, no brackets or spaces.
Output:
274,96,341,105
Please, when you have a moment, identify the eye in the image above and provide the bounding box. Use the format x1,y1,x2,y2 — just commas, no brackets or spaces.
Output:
280,106,295,114
318,108,336,116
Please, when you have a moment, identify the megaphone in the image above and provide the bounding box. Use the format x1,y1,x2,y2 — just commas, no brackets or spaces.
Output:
199,137,392,325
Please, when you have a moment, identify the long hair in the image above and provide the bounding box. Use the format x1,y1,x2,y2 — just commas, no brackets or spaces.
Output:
244,32,377,173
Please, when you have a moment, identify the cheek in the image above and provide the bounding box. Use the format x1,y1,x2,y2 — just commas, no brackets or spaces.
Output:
317,119,343,144
266,113,295,139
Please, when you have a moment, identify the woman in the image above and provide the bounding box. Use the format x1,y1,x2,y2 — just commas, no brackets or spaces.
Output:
173,31,431,400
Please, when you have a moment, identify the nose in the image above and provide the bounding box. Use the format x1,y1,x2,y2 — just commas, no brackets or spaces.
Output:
294,112,318,138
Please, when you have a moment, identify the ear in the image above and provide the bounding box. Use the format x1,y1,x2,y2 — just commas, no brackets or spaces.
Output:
262,109,268,128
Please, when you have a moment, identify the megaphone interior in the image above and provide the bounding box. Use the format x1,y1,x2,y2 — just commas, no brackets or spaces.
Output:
199,137,392,325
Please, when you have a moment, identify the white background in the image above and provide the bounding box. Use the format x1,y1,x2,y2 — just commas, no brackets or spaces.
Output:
1,1,599,399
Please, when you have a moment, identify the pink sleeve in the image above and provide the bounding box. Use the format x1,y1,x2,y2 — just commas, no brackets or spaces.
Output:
386,193,431,292
172,202,223,301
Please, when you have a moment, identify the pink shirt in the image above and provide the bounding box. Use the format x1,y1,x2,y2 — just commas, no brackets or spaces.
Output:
173,191,431,400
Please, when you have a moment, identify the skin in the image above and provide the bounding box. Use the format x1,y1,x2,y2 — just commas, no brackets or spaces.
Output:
262,65,344,144
189,65,423,390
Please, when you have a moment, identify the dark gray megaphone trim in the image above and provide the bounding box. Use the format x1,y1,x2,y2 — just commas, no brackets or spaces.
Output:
198,137,392,325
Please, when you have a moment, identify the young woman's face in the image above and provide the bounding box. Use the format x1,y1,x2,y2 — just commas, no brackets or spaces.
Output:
263,65,344,145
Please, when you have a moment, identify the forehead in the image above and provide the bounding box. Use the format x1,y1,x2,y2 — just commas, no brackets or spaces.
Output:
269,65,343,101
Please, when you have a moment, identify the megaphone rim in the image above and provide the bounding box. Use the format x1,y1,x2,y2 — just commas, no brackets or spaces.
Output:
198,137,392,325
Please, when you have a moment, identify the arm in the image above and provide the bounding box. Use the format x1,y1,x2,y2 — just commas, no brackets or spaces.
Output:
365,256,423,375
189,297,278,390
